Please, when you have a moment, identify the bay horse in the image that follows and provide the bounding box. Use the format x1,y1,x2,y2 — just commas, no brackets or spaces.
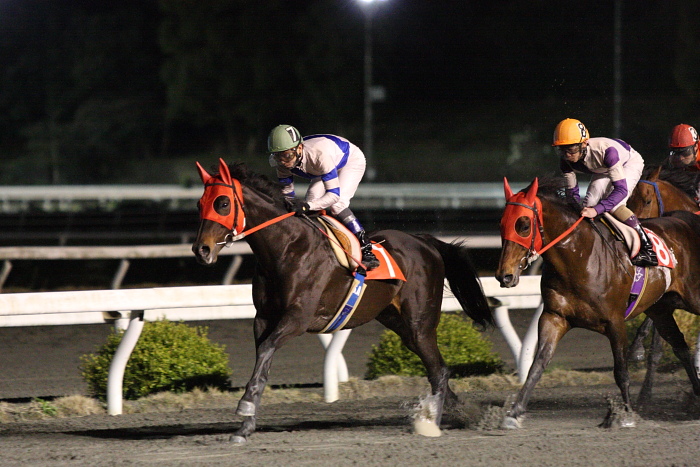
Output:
191,159,493,442
628,165,699,219
626,165,700,403
496,176,700,429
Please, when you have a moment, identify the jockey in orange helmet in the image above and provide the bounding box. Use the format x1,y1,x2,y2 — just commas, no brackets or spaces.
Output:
666,124,700,171
553,118,658,267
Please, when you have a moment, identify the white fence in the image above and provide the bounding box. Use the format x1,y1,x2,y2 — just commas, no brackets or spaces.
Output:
0,235,501,291
0,276,542,415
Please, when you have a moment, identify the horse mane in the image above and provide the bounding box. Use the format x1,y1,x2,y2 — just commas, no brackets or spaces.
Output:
523,175,579,217
642,164,699,199
219,162,287,206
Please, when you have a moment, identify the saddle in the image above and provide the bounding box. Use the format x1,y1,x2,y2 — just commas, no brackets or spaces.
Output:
316,215,406,281
600,213,675,268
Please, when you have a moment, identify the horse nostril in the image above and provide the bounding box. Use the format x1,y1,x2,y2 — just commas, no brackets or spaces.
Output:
501,274,514,286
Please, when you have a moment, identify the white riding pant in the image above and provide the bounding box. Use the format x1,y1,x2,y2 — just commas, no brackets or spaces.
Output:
583,150,644,212
305,146,366,216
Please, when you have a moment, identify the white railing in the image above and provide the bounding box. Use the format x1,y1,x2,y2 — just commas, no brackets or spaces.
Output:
0,236,501,291
0,276,542,415
0,183,531,212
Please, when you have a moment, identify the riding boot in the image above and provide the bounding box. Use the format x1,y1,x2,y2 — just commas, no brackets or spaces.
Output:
356,229,380,270
630,220,658,267
337,208,380,270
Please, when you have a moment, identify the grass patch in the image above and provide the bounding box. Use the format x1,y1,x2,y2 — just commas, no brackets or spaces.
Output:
0,368,679,423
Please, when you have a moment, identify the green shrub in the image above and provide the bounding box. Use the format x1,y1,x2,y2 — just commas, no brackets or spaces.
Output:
80,319,232,401
365,313,503,379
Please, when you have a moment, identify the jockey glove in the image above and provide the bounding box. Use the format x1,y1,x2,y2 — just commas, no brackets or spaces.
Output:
286,198,311,216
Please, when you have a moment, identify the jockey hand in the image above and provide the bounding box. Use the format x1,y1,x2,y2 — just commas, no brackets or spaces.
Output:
285,198,311,216
580,207,598,218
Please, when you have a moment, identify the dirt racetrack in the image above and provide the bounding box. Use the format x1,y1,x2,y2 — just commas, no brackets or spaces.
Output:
1,312,700,466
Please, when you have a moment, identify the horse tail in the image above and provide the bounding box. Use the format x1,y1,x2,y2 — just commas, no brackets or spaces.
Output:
418,234,494,328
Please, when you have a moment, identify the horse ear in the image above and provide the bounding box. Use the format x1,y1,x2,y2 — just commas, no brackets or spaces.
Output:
196,161,212,184
525,177,539,203
650,165,662,181
503,177,514,200
218,158,233,185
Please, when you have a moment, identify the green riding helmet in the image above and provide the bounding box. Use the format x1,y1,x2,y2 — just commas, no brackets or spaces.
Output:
268,125,302,153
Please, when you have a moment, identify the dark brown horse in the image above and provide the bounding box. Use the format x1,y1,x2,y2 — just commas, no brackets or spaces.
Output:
496,176,700,429
191,159,493,442
626,165,700,404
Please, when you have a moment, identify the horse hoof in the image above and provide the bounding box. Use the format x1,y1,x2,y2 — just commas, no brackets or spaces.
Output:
501,416,521,429
229,435,247,444
413,419,442,437
619,413,636,428
236,400,256,417
629,349,645,362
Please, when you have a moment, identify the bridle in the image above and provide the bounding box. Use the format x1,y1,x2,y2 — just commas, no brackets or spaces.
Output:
503,199,546,270
196,158,294,247
638,180,664,216
502,178,584,270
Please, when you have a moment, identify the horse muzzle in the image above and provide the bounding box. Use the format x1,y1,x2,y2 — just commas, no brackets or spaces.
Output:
192,241,220,265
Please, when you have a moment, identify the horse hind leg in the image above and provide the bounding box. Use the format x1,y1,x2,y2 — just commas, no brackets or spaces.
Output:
647,305,700,397
628,317,653,362
636,328,664,407
377,310,453,426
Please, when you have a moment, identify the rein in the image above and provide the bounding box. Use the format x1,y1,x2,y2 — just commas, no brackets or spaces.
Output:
220,212,296,244
638,180,664,216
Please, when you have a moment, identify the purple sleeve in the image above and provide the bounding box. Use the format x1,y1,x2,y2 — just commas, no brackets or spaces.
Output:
594,179,628,214
565,187,580,204
603,146,620,167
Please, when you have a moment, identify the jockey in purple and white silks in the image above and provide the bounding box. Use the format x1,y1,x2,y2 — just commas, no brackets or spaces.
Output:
267,124,380,270
553,118,658,267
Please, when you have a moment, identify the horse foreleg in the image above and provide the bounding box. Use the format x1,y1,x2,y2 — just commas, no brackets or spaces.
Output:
503,312,568,429
232,316,306,443
230,343,276,443
637,328,664,406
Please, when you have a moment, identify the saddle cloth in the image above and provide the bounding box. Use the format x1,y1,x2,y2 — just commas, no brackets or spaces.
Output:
602,213,675,268
317,215,406,281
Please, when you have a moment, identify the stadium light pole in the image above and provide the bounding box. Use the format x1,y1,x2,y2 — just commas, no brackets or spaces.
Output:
358,0,387,182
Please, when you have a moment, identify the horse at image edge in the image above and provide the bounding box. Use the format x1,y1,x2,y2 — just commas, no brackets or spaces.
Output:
496,176,700,429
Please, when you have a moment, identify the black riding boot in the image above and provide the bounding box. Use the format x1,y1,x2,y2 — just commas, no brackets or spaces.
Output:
631,223,658,267
356,230,380,270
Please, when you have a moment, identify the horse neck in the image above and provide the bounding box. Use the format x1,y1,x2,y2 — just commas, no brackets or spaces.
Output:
539,199,592,269
660,181,697,211
240,186,304,261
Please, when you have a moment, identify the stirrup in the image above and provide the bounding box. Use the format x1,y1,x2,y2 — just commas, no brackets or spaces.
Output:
631,249,658,267
362,251,380,270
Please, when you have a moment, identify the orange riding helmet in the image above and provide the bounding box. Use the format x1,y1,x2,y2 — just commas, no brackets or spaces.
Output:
552,118,589,146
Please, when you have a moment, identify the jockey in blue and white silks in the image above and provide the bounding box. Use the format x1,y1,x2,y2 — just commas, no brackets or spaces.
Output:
267,125,380,270
553,118,657,267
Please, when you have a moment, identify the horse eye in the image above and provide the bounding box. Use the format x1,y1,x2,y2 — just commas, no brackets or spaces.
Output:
515,216,531,237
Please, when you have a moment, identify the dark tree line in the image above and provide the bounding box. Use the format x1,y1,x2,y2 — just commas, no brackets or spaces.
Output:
0,0,698,184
